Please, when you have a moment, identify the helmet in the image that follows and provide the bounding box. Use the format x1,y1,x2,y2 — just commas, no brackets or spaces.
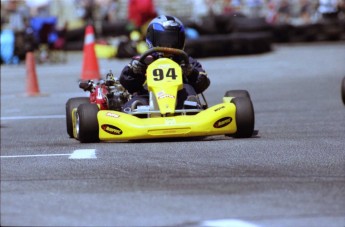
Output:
146,15,185,49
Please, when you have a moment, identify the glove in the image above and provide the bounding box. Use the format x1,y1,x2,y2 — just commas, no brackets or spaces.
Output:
194,73,210,94
130,60,147,75
181,63,193,77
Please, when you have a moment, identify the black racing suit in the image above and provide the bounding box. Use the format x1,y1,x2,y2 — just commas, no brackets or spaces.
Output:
119,54,210,110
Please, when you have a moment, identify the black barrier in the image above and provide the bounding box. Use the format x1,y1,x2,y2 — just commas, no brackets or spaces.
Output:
61,17,344,57
184,32,273,58
101,21,130,37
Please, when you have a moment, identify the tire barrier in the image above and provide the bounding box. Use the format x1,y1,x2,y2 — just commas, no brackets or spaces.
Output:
185,32,272,58
64,40,84,51
271,19,345,43
101,21,131,37
65,26,87,42
319,20,343,41
61,17,344,57
232,17,272,33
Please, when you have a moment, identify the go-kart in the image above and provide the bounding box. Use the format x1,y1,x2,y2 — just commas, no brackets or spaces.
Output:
70,47,256,143
65,72,130,138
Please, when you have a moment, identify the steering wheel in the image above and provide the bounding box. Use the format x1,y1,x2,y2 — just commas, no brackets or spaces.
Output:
138,47,189,66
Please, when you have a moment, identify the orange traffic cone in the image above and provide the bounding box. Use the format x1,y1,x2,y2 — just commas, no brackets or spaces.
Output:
81,25,100,80
25,52,40,96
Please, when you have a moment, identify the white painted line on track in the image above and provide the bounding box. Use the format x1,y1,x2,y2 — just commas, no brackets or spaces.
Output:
69,149,97,159
1,115,65,120
201,219,260,227
0,154,70,158
1,149,97,159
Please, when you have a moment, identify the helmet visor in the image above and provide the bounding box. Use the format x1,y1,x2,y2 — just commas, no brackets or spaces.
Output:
153,29,184,49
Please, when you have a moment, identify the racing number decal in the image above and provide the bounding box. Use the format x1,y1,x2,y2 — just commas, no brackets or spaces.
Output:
153,68,177,81
147,58,182,90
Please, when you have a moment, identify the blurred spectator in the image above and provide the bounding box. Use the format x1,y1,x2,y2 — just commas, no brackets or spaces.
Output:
191,0,222,24
231,0,243,12
1,28,17,64
339,0,345,19
2,0,30,32
25,0,51,17
265,0,278,24
223,0,235,14
299,0,314,23
245,0,264,18
75,0,96,23
1,1,32,63
49,0,81,30
97,0,120,23
190,0,222,34
191,0,210,25
128,0,157,30
317,0,341,20
277,0,291,23
24,0,72,63
222,0,242,14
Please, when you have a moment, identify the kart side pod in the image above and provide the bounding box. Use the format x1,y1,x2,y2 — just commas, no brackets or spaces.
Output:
97,102,237,141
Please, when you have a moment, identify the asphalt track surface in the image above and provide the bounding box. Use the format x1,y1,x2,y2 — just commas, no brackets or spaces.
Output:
1,42,345,227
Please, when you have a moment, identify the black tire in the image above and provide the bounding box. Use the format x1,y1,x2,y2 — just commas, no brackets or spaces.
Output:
76,103,99,143
224,90,251,99
231,97,255,138
65,97,90,138
341,77,345,105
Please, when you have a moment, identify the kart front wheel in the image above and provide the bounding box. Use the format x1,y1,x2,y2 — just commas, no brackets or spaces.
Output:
231,97,255,138
66,97,89,138
76,103,99,143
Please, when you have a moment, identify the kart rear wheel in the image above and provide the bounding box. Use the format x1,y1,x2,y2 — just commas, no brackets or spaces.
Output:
224,90,251,99
231,97,255,138
66,97,89,138
76,103,99,143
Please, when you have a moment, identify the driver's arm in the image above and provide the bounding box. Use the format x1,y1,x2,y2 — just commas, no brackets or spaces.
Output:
119,59,147,94
186,57,210,94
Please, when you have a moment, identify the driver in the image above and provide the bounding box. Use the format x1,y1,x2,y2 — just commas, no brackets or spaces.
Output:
119,15,210,110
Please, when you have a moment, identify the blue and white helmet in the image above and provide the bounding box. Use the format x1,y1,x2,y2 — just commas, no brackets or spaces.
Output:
146,15,186,49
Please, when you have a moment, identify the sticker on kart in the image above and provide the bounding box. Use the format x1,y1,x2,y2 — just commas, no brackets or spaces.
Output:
213,117,232,128
106,112,120,118
101,124,123,135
